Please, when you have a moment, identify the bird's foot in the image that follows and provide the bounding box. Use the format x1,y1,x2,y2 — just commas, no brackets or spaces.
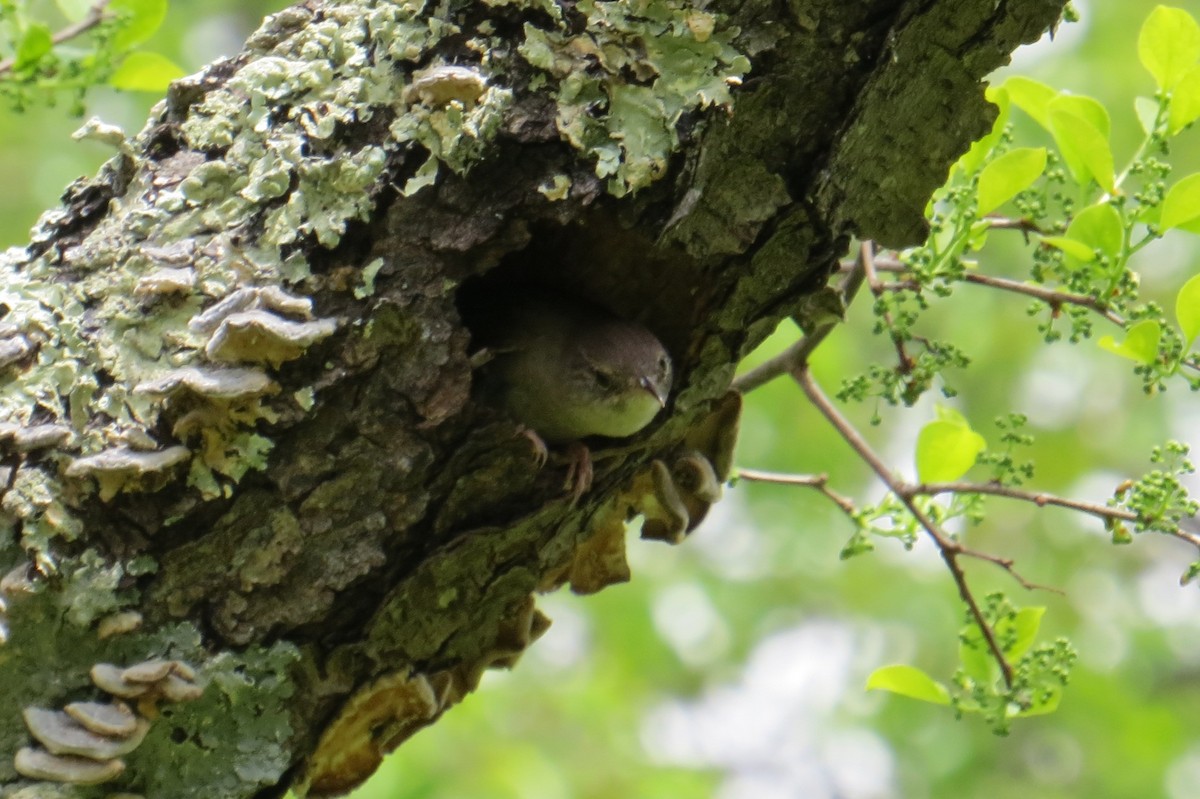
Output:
517,427,549,467
563,441,593,504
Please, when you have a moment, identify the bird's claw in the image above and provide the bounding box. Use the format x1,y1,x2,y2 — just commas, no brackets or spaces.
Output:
517,427,549,468
563,441,593,504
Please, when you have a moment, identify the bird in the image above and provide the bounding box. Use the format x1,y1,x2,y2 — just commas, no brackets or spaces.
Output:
475,290,673,499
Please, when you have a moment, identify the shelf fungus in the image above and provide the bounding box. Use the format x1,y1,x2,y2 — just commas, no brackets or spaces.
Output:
23,707,150,759
134,266,196,298
63,701,139,738
188,285,319,335
299,671,441,798
90,659,203,714
96,611,144,640
0,331,32,369
204,311,338,367
134,366,278,401
64,446,191,501
0,423,73,453
552,391,741,593
14,746,125,785
403,65,488,108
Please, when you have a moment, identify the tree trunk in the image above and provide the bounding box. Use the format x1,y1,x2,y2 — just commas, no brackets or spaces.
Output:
0,0,1064,796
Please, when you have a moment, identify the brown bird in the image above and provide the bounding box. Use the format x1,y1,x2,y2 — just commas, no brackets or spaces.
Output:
478,291,673,498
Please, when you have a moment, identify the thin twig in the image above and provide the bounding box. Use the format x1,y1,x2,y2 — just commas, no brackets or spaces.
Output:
732,241,871,394
0,1,113,77
737,468,858,515
792,364,1016,686
861,245,915,375
919,480,1200,548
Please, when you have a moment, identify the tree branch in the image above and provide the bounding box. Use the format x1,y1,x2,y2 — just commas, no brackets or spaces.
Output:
790,364,1016,686
0,1,112,77
732,241,870,394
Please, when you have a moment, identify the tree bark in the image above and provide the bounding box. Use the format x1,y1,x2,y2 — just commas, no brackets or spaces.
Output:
0,0,1064,796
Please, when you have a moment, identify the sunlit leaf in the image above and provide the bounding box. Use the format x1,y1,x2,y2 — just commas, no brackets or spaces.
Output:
1012,686,1063,717
1170,65,1200,133
956,86,1011,176
15,24,53,70
1135,96,1162,136
1039,235,1096,261
54,0,94,22
1004,607,1045,661
1175,273,1200,346
1098,320,1162,364
866,665,951,705
1064,203,1123,265
959,623,1000,685
109,0,169,49
1048,95,1115,191
1139,5,1200,91
977,147,1046,216
1002,75,1057,130
916,412,986,484
1161,172,1200,233
109,51,186,92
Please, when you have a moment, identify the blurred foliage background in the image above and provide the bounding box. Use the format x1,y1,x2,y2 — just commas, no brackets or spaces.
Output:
5,1,1200,797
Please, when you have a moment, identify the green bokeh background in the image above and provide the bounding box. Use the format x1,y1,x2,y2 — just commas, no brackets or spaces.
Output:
6,2,1200,797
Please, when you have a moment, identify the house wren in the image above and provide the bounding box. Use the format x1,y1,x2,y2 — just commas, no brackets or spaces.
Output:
478,291,673,496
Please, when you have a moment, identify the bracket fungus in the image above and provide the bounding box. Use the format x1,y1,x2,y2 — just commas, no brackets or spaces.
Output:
133,266,197,298
403,65,488,108
90,659,203,708
96,611,144,640
0,423,74,452
203,311,338,367
134,366,278,401
14,747,125,785
188,285,318,335
63,701,139,738
300,671,441,798
23,707,150,759
0,332,32,369
64,446,192,501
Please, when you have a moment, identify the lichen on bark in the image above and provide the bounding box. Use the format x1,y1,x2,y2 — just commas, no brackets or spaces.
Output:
0,0,1066,796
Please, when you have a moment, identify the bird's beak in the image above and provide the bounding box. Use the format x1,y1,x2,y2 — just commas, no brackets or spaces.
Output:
640,376,667,408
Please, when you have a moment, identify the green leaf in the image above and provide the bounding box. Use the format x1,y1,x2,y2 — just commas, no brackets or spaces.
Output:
54,0,95,21
956,85,1011,176
1170,65,1200,133
959,623,999,685
866,665,951,705
1064,203,1123,265
976,147,1046,216
1002,75,1057,130
915,411,986,484
1161,173,1200,232
1048,95,1115,191
108,0,168,49
1039,235,1097,262
15,23,53,69
1135,96,1163,136
1012,686,1063,717
1175,273,1200,346
109,51,185,92
1099,320,1162,364
1004,607,1045,660
1139,5,1200,91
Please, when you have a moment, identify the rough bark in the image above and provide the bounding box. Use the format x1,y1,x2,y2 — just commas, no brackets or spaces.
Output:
0,0,1064,796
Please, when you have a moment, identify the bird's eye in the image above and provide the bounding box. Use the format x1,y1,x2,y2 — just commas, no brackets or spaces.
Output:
658,355,670,376
592,368,616,391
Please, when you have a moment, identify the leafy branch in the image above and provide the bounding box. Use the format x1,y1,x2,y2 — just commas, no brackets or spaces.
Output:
0,0,112,78
730,4,1200,732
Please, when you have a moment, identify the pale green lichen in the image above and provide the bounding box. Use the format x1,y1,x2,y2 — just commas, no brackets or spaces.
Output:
514,0,750,196
1,0,750,654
